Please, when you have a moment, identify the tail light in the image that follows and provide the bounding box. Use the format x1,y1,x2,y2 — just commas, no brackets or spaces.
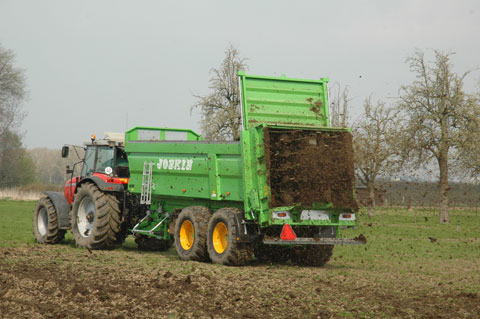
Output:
273,211,290,220
339,213,356,221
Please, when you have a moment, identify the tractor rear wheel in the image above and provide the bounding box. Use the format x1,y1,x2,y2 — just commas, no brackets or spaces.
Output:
174,206,211,261
207,208,253,266
135,235,171,251
33,195,65,244
70,183,122,250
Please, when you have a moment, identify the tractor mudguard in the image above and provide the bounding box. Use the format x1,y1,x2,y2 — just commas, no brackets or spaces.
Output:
44,191,71,230
79,176,125,193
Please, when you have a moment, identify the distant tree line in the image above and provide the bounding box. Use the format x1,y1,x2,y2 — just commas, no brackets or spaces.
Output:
0,43,36,188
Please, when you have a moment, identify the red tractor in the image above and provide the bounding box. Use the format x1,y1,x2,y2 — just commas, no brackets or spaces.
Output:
32,133,132,249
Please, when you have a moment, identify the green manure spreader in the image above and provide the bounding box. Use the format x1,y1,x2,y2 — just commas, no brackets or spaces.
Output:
33,72,364,266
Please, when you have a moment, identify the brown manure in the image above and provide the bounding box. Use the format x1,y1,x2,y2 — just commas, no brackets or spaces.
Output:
264,128,358,210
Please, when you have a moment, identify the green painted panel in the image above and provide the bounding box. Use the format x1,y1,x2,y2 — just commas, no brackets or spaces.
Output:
125,126,202,142
239,72,330,129
125,130,244,203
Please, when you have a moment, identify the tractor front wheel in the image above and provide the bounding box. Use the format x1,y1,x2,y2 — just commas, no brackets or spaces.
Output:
70,183,122,249
33,195,65,244
207,208,253,266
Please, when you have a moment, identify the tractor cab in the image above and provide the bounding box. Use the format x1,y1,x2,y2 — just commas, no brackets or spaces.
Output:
62,132,129,204
81,136,129,179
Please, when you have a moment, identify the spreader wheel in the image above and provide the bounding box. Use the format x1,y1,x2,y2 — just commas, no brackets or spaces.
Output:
135,235,172,251
207,208,253,266
174,206,212,261
292,245,333,267
254,244,294,263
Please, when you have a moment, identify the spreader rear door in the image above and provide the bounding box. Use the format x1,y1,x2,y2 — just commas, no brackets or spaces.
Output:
238,72,330,129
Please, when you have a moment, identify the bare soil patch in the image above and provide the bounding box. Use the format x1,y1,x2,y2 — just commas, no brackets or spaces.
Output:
1,245,479,319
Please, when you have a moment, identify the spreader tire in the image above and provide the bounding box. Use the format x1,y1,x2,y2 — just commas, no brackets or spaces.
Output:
114,222,129,245
33,195,65,244
174,206,211,261
207,208,253,266
293,245,333,267
135,235,171,251
70,183,122,250
254,244,293,263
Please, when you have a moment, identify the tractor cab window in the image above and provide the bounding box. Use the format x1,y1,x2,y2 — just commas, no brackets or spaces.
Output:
81,146,115,177
115,148,130,178
81,146,96,177
95,147,115,174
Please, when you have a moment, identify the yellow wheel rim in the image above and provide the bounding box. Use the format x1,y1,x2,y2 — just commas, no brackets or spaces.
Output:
180,220,194,251
212,221,228,254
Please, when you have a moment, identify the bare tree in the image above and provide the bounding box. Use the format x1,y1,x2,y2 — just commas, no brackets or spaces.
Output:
353,96,400,217
0,44,30,187
0,44,26,137
193,45,248,141
399,49,479,223
329,83,351,127
457,99,480,181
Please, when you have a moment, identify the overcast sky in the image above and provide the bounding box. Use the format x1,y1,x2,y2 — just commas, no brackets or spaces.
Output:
1,0,479,149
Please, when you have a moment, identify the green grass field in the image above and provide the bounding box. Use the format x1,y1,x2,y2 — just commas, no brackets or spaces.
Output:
1,199,479,318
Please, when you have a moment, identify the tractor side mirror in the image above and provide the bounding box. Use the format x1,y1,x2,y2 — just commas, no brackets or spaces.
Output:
66,165,73,174
61,146,70,158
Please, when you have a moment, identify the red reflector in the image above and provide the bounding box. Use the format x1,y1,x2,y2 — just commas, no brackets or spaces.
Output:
280,224,297,241
343,214,352,219
278,212,287,217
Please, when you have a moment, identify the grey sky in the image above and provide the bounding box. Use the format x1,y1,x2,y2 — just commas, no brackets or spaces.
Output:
1,0,479,149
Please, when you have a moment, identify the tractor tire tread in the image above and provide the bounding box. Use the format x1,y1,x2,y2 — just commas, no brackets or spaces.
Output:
33,195,65,244
71,182,122,250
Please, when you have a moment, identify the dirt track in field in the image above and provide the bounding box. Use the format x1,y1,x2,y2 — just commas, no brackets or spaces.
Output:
1,245,479,319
